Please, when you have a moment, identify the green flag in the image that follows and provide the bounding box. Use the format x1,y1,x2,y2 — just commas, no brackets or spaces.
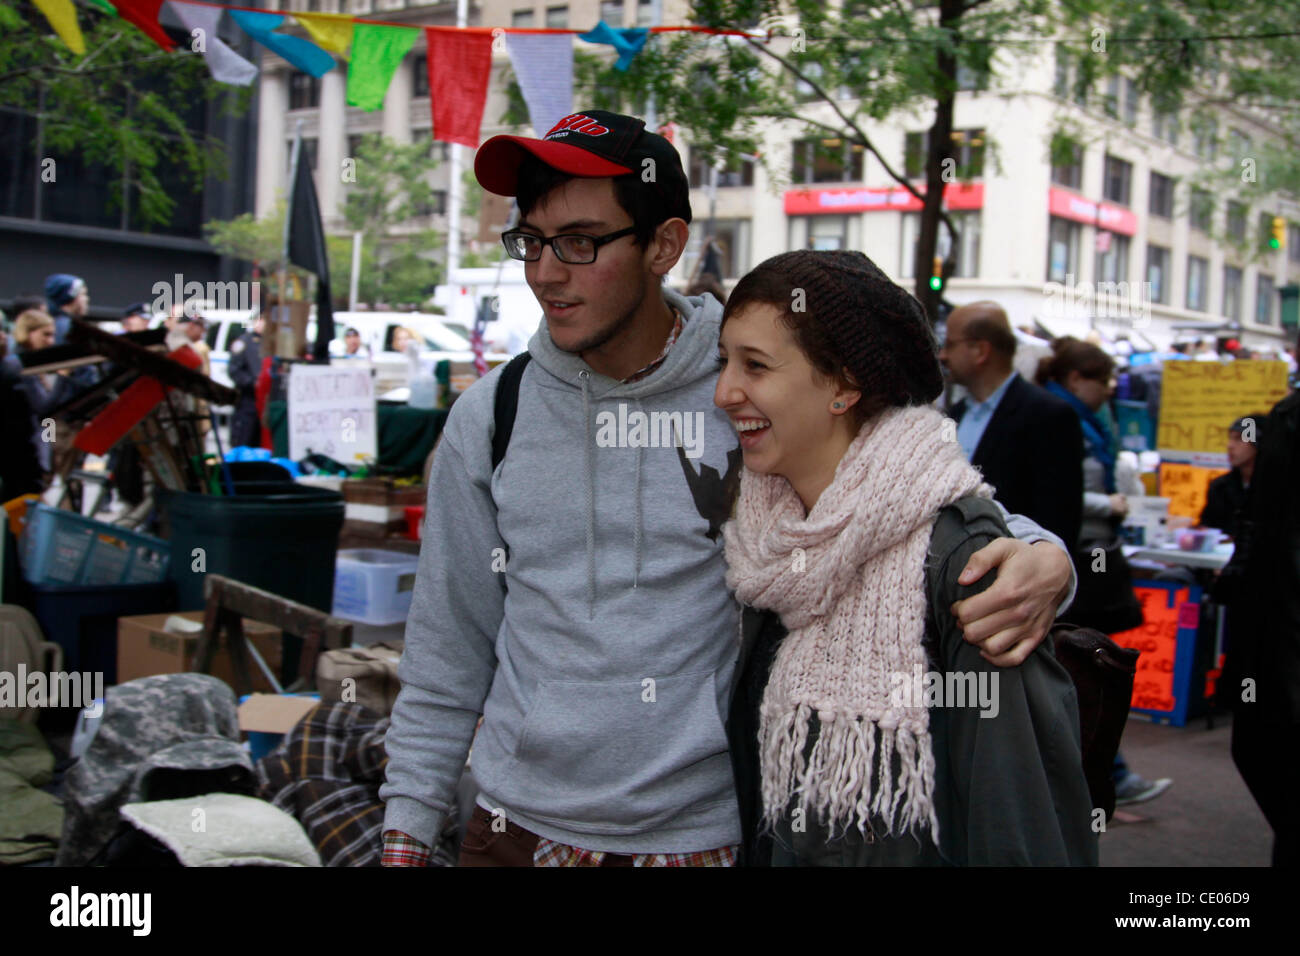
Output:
346,23,418,111
87,0,118,15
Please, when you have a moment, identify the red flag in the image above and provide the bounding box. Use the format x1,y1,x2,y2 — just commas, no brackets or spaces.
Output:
111,0,177,50
425,29,492,148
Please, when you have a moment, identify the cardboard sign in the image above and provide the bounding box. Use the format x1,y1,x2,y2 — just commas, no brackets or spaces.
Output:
1157,361,1288,462
1159,462,1228,520
288,363,378,463
1111,585,1194,714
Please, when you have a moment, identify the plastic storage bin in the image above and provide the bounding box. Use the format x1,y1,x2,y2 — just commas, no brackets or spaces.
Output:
332,549,420,625
21,503,169,586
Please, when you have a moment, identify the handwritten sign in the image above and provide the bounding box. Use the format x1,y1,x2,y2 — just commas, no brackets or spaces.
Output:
1158,462,1228,520
1157,361,1288,459
1111,585,1194,713
288,364,377,463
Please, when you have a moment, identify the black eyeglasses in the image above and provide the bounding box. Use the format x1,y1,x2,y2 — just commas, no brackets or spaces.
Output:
501,227,636,264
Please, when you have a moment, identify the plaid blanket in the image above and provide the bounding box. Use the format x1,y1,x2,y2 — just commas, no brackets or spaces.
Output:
255,702,458,867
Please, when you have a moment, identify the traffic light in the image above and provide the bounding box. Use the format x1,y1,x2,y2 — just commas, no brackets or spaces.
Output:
1270,216,1286,250
930,255,944,292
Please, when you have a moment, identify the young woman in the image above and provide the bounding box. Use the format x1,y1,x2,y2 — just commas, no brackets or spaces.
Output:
1035,338,1170,807
718,250,1096,866
11,309,75,478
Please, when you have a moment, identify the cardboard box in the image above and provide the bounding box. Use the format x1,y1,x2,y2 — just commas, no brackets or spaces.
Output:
237,693,320,734
117,611,283,693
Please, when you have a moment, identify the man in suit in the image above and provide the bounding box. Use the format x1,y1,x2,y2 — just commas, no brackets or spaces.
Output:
942,301,1084,550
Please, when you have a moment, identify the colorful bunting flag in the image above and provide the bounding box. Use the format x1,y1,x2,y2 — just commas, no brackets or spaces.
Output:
346,23,418,111
167,2,257,86
230,9,334,78
426,29,493,148
505,33,573,137
577,21,649,71
294,12,355,58
31,0,86,55
111,0,175,50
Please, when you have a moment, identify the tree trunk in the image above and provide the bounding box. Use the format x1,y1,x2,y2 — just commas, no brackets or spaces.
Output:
914,0,963,324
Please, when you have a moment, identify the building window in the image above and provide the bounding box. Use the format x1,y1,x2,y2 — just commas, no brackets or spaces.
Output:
1152,109,1179,146
1149,172,1174,218
693,220,751,280
901,211,981,279
288,73,320,110
1146,244,1170,304
1102,155,1131,205
788,215,851,252
1226,201,1246,241
1051,143,1083,189
511,9,534,26
1228,127,1251,160
956,62,988,92
1053,50,1069,98
1289,223,1300,264
1222,266,1243,321
1123,80,1138,125
1047,216,1080,283
1256,274,1276,326
903,128,984,180
600,0,623,24
1193,116,1218,160
1190,188,1213,233
1186,255,1208,311
687,147,754,188
347,134,364,159
1095,233,1130,284
793,138,864,184
544,5,568,27
412,53,429,98
636,0,653,25
1103,76,1120,119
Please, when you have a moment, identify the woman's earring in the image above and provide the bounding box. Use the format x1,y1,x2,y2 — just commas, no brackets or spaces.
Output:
832,402,845,409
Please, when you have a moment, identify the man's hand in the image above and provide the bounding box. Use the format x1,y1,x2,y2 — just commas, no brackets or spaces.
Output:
951,538,1072,667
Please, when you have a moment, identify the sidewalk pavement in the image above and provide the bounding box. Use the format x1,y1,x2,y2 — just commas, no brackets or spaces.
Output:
1099,712,1272,866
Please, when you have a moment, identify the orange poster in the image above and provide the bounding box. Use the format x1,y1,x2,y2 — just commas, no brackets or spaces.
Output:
1159,462,1228,521
1111,585,1190,713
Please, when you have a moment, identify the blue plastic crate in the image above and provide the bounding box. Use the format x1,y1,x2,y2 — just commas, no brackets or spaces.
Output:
21,504,170,587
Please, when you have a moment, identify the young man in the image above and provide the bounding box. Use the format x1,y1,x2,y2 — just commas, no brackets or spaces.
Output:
380,111,1076,867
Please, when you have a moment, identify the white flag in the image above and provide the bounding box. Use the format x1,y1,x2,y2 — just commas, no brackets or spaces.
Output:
168,1,259,87
505,33,573,137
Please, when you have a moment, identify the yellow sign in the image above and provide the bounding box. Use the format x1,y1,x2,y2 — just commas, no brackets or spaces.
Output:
1157,361,1288,454
1159,462,1228,520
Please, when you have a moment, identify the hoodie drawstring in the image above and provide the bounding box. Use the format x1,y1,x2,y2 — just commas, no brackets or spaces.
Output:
633,399,644,589
579,370,596,619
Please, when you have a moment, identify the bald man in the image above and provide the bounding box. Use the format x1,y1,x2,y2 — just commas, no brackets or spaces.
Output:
942,301,1084,549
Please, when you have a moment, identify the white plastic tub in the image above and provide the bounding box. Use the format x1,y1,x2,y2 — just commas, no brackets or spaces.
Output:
332,549,420,625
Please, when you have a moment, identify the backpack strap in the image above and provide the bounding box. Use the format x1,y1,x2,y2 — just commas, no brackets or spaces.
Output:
491,351,531,470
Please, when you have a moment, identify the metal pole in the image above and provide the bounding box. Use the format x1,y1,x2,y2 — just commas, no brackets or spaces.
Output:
349,231,362,310
282,119,303,323
446,0,469,292
644,0,662,128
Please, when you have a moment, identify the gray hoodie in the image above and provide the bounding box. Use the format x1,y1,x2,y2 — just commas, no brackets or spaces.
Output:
380,288,1071,854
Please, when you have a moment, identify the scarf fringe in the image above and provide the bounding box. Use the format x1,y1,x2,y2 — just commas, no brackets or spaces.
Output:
759,700,940,844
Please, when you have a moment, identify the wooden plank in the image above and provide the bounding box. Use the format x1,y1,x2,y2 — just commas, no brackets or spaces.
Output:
67,318,238,405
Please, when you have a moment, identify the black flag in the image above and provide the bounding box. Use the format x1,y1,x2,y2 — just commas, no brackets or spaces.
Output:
287,138,334,361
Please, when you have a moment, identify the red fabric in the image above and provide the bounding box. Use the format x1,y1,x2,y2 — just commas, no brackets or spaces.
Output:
111,0,177,50
425,29,492,148
74,346,202,455
256,356,274,451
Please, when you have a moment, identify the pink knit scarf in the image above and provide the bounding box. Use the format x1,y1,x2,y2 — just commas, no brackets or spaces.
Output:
723,405,993,841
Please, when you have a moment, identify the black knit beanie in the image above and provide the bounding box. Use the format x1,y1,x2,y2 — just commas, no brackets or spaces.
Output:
754,249,943,406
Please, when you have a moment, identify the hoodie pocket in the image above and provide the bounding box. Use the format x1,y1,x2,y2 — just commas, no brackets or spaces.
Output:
498,668,734,833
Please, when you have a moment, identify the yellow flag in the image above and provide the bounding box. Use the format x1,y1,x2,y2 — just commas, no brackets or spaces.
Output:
294,13,355,58
32,0,86,55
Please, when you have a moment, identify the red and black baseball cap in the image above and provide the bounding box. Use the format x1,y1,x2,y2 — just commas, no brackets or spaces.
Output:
475,109,691,222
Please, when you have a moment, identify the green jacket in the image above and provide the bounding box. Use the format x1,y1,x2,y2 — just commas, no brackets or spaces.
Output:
727,496,1099,866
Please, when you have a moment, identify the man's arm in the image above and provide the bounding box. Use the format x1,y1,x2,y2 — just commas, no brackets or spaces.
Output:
950,502,1076,668
379,386,507,859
